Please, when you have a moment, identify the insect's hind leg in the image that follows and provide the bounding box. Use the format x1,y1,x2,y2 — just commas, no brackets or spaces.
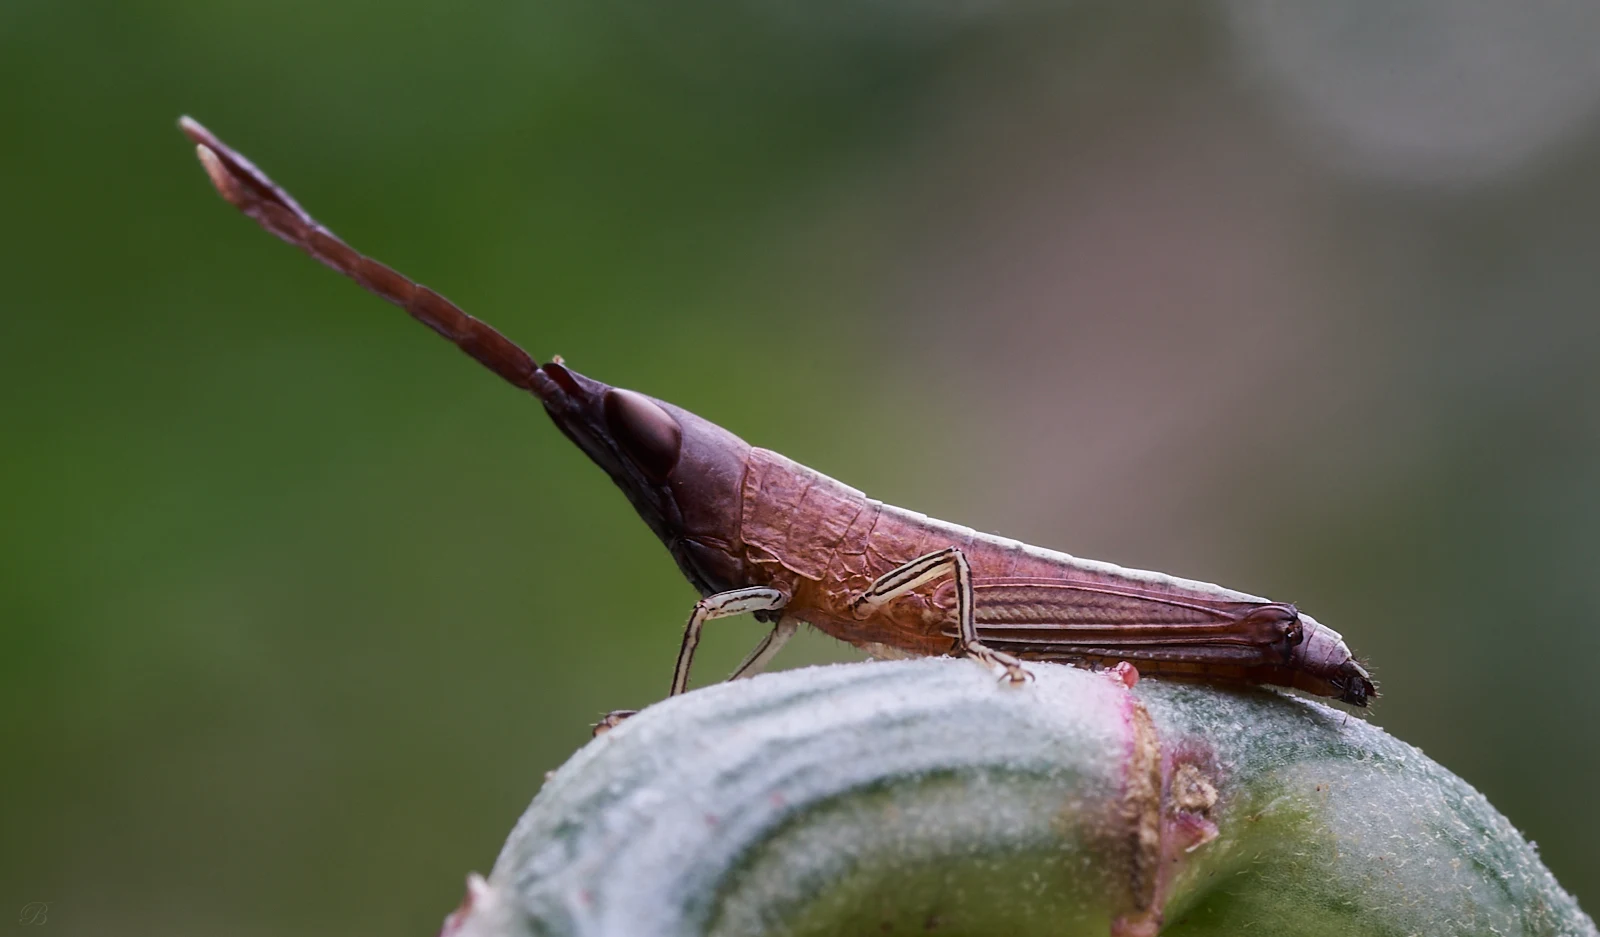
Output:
850,546,1031,685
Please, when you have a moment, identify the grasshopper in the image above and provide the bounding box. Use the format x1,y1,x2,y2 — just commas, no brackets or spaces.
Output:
180,118,1375,729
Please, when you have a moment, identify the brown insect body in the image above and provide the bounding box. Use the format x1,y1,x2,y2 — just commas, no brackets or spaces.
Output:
180,117,1375,710
732,448,1371,704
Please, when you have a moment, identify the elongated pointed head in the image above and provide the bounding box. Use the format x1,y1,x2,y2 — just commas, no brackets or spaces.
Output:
177,119,756,598
531,361,752,596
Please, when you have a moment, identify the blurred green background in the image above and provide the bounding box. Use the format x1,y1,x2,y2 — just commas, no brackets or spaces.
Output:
4,1,1599,933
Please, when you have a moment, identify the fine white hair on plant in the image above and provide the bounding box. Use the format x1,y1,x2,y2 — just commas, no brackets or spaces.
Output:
442,659,1593,937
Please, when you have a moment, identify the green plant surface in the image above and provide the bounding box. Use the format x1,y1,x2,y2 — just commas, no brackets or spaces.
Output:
443,659,1594,937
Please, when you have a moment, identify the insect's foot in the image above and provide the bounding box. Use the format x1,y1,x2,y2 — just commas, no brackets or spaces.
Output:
999,662,1034,686
964,645,1032,686
592,710,637,736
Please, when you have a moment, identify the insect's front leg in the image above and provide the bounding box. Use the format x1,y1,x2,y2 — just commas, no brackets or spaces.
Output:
850,546,1032,685
594,587,788,735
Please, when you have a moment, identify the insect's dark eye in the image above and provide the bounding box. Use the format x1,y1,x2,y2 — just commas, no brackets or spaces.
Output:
603,388,682,481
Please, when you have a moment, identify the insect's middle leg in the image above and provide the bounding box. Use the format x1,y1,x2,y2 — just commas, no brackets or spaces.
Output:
850,546,1031,684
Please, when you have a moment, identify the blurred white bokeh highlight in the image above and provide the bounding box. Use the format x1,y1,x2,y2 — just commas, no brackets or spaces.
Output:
1226,0,1600,185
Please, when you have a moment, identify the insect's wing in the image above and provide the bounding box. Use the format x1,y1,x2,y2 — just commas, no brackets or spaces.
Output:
961,578,1300,665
